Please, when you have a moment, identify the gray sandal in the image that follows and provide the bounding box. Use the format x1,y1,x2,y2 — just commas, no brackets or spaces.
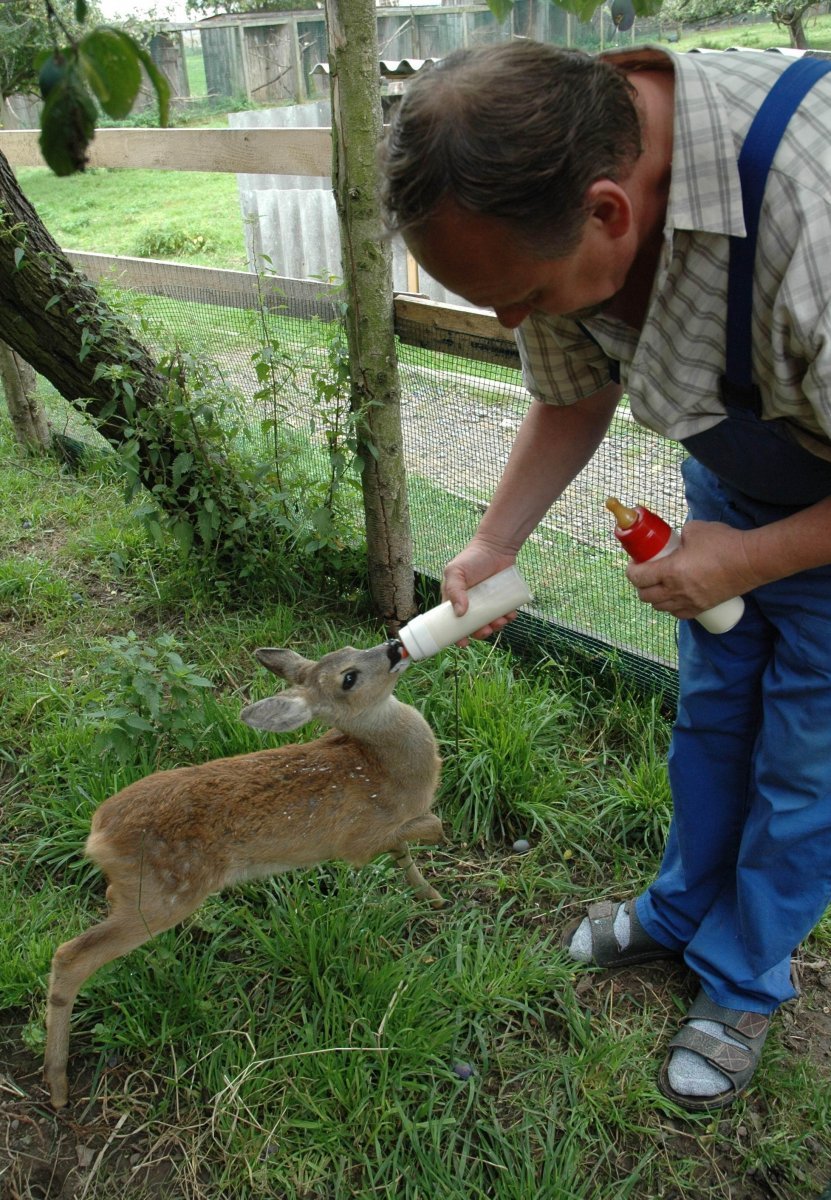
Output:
658,990,771,1111
559,899,679,968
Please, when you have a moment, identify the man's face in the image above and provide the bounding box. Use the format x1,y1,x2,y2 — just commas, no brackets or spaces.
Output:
404,201,626,329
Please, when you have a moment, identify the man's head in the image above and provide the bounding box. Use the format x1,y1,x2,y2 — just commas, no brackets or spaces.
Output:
379,40,643,261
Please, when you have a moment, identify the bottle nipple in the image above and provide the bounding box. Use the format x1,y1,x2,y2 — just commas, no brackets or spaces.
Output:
605,496,639,529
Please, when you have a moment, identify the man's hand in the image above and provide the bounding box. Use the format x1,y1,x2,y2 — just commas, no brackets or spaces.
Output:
626,520,759,617
442,540,519,641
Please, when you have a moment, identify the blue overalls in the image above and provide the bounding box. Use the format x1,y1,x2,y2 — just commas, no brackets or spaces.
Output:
633,58,831,1012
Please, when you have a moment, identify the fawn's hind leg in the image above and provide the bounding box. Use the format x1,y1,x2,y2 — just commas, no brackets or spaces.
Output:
44,891,191,1109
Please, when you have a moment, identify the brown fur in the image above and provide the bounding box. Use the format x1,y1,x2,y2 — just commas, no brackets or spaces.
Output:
44,642,443,1109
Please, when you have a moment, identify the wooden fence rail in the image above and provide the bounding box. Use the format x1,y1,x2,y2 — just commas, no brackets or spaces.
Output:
0,127,332,176
62,251,517,368
0,125,515,365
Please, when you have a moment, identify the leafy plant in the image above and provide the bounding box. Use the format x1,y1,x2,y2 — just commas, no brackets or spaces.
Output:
248,271,366,575
36,0,170,176
84,630,214,763
132,225,211,259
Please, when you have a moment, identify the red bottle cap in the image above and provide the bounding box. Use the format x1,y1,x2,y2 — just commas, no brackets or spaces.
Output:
612,505,674,563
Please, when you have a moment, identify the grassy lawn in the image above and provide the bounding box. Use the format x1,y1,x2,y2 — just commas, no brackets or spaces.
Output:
1,405,830,1198
673,12,831,52
15,166,248,271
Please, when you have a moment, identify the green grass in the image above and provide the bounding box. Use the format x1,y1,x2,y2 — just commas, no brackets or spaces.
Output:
184,45,208,98
1,416,830,1199
673,12,831,52
15,165,248,271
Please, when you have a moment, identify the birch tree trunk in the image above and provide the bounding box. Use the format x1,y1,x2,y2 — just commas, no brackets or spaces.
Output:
0,340,51,452
324,0,415,629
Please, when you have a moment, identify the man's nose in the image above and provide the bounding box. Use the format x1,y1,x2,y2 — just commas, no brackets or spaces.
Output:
493,304,532,329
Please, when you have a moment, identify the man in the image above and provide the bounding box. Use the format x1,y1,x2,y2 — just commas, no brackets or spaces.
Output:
379,40,831,1110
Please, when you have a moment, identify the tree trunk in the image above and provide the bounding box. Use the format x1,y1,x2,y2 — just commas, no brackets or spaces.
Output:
0,340,51,452
0,148,251,535
324,0,416,629
787,14,808,48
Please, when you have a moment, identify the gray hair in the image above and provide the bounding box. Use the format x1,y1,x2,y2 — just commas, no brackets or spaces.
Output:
378,41,643,258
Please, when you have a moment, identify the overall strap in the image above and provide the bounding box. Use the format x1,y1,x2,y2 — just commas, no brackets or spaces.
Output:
723,56,831,412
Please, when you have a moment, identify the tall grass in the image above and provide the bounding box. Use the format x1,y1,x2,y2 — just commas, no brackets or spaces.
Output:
1,415,829,1198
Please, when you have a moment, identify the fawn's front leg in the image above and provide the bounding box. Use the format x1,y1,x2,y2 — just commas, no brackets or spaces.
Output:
392,813,445,909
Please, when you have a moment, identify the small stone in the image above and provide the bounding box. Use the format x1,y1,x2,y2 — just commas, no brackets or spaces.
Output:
511,838,531,854
452,1061,474,1080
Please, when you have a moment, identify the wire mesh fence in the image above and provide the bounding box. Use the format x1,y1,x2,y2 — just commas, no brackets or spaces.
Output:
60,254,683,701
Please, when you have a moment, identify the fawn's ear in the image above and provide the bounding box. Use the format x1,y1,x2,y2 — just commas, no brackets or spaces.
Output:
254,648,313,682
240,692,313,732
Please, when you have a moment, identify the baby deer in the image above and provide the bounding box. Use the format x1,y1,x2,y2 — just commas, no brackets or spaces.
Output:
44,640,443,1109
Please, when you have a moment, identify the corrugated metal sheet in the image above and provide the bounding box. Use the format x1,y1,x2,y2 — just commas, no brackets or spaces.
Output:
310,59,439,77
231,99,474,308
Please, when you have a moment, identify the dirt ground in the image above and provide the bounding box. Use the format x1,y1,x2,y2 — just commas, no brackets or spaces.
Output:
1,954,829,1200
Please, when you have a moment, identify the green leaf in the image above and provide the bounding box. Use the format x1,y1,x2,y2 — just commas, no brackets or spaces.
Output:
186,675,213,689
197,508,215,545
123,713,155,731
486,0,515,18
110,29,171,127
555,0,608,20
132,673,162,719
79,28,142,120
171,519,194,553
172,451,194,489
75,0,89,22
38,63,97,177
310,506,336,535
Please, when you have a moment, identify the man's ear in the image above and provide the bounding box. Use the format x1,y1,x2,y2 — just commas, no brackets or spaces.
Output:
584,180,633,241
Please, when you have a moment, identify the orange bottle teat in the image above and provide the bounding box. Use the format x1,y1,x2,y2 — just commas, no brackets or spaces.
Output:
605,496,675,563
605,496,639,530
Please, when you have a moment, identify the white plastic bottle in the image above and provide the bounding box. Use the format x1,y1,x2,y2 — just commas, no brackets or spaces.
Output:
396,565,532,661
606,497,745,635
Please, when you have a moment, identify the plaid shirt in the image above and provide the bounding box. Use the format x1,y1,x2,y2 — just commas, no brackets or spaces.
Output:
516,47,831,460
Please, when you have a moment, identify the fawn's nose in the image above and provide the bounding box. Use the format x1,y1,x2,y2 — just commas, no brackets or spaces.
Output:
385,637,408,671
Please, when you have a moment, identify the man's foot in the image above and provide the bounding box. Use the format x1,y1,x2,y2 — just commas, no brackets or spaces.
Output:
560,899,680,968
658,990,771,1111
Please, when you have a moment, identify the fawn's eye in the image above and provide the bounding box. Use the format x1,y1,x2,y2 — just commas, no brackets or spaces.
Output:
342,670,359,691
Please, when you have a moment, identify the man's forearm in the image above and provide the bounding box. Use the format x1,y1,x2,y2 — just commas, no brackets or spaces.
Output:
742,493,831,586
